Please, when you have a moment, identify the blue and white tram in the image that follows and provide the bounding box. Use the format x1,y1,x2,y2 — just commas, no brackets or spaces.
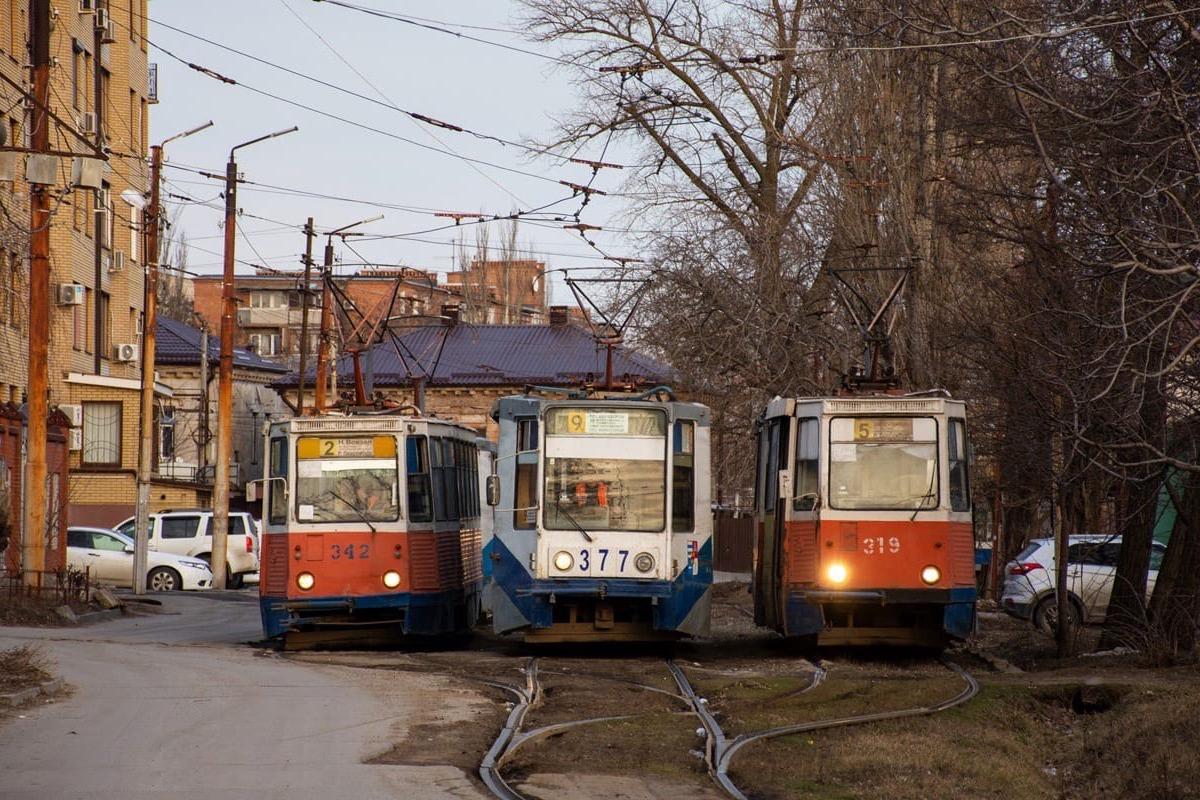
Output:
483,392,713,642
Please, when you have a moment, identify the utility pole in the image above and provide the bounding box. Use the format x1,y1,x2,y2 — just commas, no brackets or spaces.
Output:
296,218,315,415
312,217,382,413
133,122,212,594
23,0,51,587
314,238,334,413
198,322,209,472
213,126,297,589
91,6,105,374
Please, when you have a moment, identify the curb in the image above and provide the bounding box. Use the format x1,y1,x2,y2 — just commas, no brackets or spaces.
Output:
0,677,65,708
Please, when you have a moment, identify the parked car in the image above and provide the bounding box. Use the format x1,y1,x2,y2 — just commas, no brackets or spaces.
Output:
67,526,213,592
112,509,260,589
1001,534,1166,633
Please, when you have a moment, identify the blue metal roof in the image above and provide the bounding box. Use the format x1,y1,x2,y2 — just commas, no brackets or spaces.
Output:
156,316,289,373
276,322,671,388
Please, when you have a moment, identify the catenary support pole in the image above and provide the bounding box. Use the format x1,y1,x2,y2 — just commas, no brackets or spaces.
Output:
134,121,211,594
23,0,51,587
297,217,314,415
314,239,334,412
213,126,296,590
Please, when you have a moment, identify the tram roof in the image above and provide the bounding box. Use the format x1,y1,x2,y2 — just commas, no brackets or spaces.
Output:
763,395,966,418
274,322,671,389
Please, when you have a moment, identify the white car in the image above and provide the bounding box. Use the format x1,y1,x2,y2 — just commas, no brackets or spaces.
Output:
1001,534,1166,633
113,510,260,588
67,526,214,592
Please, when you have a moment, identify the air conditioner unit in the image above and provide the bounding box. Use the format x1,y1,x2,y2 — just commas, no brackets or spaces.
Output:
71,156,103,189
59,404,83,427
57,284,85,306
113,342,139,363
109,250,125,273
96,8,117,42
69,429,83,451
78,111,97,136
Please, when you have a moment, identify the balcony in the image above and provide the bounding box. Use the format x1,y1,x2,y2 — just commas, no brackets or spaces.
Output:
237,307,290,327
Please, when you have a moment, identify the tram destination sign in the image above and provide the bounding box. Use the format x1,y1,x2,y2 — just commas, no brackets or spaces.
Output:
297,436,395,459
851,418,914,442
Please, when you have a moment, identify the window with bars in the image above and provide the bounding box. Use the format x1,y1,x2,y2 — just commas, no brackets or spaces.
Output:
82,402,122,466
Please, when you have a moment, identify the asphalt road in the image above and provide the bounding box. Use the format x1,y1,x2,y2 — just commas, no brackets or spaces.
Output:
0,592,487,800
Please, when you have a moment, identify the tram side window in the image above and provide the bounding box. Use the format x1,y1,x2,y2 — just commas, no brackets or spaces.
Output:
441,438,459,520
948,419,970,512
793,418,818,511
268,437,288,525
514,417,538,529
672,421,695,532
406,436,433,523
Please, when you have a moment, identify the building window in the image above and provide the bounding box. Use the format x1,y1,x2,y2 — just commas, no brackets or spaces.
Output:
129,207,139,262
158,407,175,460
82,402,122,466
71,40,82,109
84,288,93,354
250,290,286,309
6,252,17,329
99,291,111,356
73,304,84,350
248,329,281,356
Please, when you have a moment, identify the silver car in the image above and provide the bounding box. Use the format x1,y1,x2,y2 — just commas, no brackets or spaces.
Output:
1001,534,1166,633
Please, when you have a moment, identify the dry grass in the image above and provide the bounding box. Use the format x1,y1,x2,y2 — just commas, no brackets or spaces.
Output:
727,683,1064,800
0,644,52,693
1064,684,1200,800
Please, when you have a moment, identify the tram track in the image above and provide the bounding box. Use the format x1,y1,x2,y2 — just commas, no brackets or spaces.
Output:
281,645,978,800
670,658,978,800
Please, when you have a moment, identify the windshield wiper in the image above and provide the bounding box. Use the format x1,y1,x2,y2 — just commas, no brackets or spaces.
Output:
329,489,377,533
554,502,594,542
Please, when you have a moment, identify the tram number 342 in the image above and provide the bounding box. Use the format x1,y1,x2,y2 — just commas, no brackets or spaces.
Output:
862,537,901,555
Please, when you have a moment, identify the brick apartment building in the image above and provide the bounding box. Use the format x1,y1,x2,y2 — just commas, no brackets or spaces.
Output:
0,2,195,527
445,258,547,324
191,260,549,367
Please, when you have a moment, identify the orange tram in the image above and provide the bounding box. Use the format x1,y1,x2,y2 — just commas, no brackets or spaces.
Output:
754,394,975,647
255,414,485,645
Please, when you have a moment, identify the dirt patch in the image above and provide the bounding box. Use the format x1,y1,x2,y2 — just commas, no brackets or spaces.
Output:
0,593,92,627
0,644,51,693
504,712,721,798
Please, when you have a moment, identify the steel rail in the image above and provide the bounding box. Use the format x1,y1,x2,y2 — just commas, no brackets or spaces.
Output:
696,659,977,800
479,658,539,800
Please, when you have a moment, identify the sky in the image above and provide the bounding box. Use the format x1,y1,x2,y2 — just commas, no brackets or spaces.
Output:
147,0,638,304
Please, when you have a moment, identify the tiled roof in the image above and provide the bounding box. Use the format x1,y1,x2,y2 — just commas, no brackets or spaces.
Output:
275,322,671,388
155,316,289,373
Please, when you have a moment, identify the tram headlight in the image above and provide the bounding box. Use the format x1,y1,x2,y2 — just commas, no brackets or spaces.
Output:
296,572,315,591
553,551,574,572
383,570,402,589
825,563,848,585
634,552,655,573
921,565,941,585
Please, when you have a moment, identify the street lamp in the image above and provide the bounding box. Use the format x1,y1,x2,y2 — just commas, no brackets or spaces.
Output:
132,120,214,595
212,126,298,590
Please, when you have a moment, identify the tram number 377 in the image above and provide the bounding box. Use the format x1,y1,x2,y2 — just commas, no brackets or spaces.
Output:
579,549,630,572
862,537,901,555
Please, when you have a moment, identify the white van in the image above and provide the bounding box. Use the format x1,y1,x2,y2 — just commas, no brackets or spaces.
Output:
114,509,260,588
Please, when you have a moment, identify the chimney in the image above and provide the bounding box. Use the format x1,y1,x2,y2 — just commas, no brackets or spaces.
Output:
548,305,569,326
441,303,461,324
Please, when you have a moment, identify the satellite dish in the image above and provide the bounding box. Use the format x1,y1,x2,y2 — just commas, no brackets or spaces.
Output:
120,188,147,209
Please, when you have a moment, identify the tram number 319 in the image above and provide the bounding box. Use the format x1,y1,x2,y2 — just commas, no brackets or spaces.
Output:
862,537,901,555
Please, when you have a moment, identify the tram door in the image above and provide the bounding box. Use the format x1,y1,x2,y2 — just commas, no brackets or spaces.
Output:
754,416,790,629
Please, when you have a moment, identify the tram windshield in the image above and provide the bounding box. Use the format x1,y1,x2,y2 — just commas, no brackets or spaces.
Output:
829,417,938,510
294,436,400,523
542,407,667,532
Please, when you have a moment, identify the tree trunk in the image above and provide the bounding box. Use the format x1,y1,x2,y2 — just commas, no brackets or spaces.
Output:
1098,468,1162,650
1148,477,1200,659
